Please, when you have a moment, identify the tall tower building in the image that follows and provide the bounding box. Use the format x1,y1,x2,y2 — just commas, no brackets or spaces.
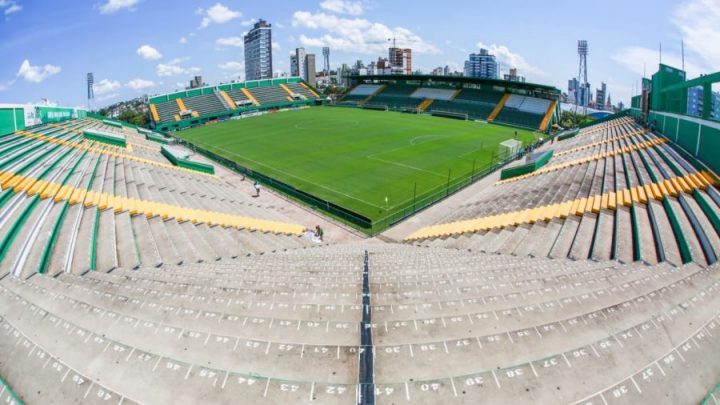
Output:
291,48,317,87
463,49,497,79
596,82,607,109
322,47,330,76
86,73,95,110
577,40,589,115
244,19,273,81
305,54,317,87
295,48,307,80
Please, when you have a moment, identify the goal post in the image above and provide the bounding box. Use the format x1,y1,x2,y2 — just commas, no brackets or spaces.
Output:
431,110,468,120
498,139,522,160
362,104,389,111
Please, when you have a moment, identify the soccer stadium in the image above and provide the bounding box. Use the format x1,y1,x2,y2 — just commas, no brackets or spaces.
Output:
1,1,720,404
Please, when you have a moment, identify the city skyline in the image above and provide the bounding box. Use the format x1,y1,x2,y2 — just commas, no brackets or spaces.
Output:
0,0,718,108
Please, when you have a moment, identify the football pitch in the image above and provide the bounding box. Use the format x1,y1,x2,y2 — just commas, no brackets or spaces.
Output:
176,107,539,224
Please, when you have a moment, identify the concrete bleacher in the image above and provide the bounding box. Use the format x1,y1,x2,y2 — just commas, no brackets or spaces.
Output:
247,86,293,105
495,95,551,129
406,115,720,268
1,240,718,403
153,100,180,123
0,118,316,279
1,113,719,403
182,93,229,117
339,84,384,106
410,87,457,100
285,82,320,100
369,84,421,111
150,81,320,127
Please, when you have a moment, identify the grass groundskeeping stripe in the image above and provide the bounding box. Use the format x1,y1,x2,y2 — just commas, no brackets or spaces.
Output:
175,107,541,233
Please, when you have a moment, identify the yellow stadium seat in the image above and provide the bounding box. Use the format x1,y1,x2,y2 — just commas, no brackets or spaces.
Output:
591,195,601,213
677,177,692,193
688,173,705,190
600,194,609,210
664,180,678,197
578,198,590,215
608,192,617,210
650,184,662,200
570,199,581,216
637,186,648,204
622,189,632,207
98,194,108,210
701,171,718,186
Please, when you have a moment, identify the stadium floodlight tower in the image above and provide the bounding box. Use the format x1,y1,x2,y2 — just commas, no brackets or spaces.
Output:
322,46,330,77
577,40,589,115
87,72,95,111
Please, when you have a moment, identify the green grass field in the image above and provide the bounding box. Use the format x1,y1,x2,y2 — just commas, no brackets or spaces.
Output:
177,107,539,223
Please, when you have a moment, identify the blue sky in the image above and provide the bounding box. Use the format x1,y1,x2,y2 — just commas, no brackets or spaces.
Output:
1,0,718,108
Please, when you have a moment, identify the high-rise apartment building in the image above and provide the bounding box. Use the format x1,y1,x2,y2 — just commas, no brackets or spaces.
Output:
463,49,497,79
389,47,412,75
244,19,272,81
291,48,317,87
596,82,607,109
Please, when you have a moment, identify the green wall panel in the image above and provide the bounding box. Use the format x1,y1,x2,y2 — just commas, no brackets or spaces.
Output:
0,108,23,136
37,106,74,123
664,116,678,141
678,119,699,153
698,125,720,174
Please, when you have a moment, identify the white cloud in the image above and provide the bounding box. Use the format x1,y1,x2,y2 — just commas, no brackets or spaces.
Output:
156,64,185,77
611,46,707,79
94,79,121,96
137,44,162,60
157,58,200,77
272,41,281,51
216,36,244,48
241,18,256,27
99,0,139,14
671,0,720,69
197,3,241,29
276,22,286,29
126,78,156,91
0,79,16,91
0,0,21,15
320,0,363,15
476,42,546,77
292,11,439,54
5,3,21,15
97,93,120,102
179,37,188,44
16,60,61,83
612,0,718,81
218,61,244,72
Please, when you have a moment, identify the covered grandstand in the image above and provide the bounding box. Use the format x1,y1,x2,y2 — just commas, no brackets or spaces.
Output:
148,77,323,132
339,74,561,132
